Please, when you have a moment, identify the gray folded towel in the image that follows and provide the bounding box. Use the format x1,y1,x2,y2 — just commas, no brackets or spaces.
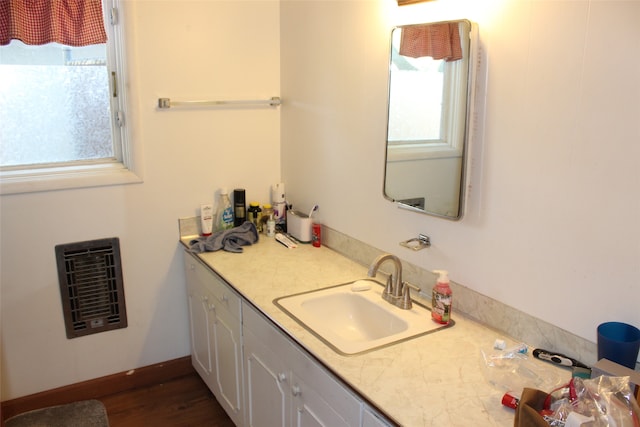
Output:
189,221,259,253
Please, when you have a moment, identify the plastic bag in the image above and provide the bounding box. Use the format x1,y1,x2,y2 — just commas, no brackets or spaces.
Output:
544,376,640,427
481,343,565,394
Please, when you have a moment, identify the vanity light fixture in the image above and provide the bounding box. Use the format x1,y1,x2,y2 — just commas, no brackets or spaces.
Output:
397,0,436,5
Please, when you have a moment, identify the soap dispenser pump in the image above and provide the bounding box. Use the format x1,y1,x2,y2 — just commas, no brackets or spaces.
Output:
432,270,452,325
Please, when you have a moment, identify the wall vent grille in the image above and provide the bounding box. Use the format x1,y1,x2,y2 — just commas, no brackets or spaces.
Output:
55,237,128,338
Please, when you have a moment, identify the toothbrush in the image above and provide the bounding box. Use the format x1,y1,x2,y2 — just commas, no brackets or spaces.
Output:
308,204,318,219
275,233,297,248
532,349,590,369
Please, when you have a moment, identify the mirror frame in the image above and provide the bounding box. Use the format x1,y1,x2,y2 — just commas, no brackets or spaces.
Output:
383,19,476,221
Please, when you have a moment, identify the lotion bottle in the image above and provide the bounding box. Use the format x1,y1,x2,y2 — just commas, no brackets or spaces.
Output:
431,270,452,324
200,203,214,236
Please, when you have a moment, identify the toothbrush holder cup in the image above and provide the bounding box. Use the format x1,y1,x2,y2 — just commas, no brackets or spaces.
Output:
597,321,640,369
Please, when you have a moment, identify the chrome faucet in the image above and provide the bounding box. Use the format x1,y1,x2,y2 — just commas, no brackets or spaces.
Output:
367,253,417,309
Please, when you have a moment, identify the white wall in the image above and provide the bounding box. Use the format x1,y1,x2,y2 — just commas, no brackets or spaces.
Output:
0,0,280,400
281,0,640,360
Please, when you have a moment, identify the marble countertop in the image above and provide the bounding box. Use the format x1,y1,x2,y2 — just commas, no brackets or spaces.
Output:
183,236,569,426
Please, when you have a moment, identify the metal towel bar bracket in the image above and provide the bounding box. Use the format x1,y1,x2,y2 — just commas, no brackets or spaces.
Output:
157,96,281,109
399,234,431,251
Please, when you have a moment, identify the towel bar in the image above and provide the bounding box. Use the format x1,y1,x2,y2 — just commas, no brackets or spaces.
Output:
157,96,281,109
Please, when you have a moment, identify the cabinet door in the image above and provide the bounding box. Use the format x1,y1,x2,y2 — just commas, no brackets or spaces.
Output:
185,252,244,426
290,344,358,427
186,272,212,381
291,375,351,427
243,326,289,427
243,302,362,427
210,296,243,426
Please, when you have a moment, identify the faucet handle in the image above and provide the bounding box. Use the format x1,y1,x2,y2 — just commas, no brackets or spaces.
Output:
404,282,420,292
397,282,420,310
384,276,393,293
382,276,394,303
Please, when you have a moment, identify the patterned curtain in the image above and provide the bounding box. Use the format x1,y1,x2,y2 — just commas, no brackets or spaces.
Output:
399,23,463,62
0,0,107,46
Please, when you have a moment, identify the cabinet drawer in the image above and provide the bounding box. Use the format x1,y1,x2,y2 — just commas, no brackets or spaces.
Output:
243,300,291,350
184,252,241,320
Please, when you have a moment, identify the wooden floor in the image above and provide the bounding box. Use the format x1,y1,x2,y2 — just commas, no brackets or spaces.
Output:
99,372,235,427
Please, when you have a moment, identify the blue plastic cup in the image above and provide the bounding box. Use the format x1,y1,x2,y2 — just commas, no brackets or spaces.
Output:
597,322,640,369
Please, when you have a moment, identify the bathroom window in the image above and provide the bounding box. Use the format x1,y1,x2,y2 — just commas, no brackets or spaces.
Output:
0,0,140,194
387,24,470,162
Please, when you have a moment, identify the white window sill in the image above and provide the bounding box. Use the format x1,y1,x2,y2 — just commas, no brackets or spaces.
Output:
386,143,462,162
0,162,143,195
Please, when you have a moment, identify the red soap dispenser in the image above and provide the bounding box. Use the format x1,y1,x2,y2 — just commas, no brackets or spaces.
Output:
431,270,452,325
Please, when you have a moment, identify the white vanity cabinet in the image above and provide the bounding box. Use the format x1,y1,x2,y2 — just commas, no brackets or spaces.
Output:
184,251,394,427
184,252,244,427
242,301,362,427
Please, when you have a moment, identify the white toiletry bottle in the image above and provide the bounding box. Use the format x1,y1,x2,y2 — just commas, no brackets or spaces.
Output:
271,183,286,226
217,188,234,230
432,270,452,325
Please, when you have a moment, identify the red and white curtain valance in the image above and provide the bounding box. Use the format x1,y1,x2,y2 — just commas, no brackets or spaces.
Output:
0,0,107,46
399,23,463,62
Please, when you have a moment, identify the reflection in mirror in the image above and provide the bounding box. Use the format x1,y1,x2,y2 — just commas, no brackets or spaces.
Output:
384,20,474,220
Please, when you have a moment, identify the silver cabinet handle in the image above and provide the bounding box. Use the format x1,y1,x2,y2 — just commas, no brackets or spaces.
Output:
291,385,301,397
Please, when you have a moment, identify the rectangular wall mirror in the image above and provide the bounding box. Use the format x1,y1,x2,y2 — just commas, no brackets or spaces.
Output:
384,20,475,220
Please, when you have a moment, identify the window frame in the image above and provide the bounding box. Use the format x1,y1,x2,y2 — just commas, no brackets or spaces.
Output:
386,58,468,162
0,0,142,195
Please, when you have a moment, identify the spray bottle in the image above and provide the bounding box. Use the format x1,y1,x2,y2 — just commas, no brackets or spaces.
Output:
432,270,452,325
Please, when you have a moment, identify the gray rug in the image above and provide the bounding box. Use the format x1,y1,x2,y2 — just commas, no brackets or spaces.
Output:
5,399,109,427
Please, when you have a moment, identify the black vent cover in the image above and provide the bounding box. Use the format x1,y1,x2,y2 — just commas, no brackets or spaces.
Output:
55,237,127,339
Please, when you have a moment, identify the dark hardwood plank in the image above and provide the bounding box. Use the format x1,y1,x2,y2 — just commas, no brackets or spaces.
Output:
100,373,234,427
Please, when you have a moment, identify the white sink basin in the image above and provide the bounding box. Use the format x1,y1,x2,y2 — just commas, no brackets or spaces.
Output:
273,280,453,355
